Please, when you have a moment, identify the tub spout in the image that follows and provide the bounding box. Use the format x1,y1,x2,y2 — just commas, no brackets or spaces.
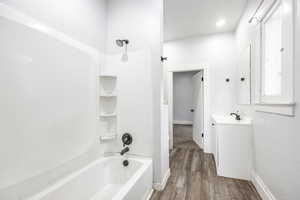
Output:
120,147,129,156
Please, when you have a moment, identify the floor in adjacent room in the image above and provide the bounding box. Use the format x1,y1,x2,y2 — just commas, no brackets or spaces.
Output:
150,124,261,200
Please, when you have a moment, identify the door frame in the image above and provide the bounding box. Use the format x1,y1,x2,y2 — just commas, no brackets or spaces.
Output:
167,64,210,152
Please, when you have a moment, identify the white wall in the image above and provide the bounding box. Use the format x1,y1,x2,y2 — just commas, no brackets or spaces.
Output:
173,71,197,123
0,0,107,52
235,0,300,199
164,33,238,153
0,1,107,199
105,0,165,185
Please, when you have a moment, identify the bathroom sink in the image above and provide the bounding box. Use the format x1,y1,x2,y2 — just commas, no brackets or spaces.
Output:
212,115,252,125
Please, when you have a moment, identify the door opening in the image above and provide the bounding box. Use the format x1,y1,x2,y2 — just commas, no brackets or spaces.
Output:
170,70,204,150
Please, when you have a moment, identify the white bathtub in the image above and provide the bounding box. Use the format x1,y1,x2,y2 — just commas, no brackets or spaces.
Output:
27,156,153,200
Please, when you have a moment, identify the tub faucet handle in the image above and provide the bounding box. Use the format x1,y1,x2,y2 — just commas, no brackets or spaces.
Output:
122,133,133,147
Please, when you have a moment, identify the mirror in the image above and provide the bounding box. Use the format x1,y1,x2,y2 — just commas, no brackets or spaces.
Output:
238,45,251,104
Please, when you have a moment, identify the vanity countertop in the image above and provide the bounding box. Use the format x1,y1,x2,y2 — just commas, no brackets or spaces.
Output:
212,115,252,125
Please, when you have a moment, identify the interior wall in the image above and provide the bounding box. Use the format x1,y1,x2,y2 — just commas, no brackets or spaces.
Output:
105,0,165,184
164,33,238,153
173,71,197,123
235,0,300,199
0,1,107,198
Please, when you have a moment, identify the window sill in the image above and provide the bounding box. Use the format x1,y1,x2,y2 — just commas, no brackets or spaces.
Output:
254,102,296,116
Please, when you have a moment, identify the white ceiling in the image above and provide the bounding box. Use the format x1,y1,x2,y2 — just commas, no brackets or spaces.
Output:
164,0,248,41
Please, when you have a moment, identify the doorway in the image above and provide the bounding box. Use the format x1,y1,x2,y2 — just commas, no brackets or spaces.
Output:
168,66,209,151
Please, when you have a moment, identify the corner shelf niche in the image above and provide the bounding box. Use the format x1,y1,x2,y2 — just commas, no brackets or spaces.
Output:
99,75,117,95
98,74,117,142
98,117,117,142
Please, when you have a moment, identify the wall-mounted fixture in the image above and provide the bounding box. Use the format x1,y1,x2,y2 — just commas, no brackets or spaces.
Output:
116,39,129,61
122,133,133,146
226,78,230,82
230,111,241,121
99,74,118,142
116,39,129,47
161,56,167,62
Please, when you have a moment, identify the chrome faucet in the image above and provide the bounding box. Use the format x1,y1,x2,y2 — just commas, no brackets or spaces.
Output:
120,146,129,156
230,112,241,121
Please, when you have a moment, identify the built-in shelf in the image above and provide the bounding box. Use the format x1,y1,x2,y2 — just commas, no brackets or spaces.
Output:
99,74,117,78
99,113,116,117
99,75,117,95
100,133,117,140
100,134,117,141
98,72,118,141
100,93,117,97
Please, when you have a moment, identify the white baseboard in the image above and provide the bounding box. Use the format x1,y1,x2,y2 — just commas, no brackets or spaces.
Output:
251,170,277,200
144,189,154,200
173,120,193,125
153,168,170,191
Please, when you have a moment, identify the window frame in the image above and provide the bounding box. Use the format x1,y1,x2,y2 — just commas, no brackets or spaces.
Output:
256,0,295,115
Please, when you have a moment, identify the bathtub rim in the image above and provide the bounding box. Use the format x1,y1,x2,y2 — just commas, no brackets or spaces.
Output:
26,155,152,200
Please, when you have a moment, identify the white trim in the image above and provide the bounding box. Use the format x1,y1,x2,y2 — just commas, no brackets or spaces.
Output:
144,189,154,200
0,3,101,59
168,64,209,72
258,0,295,108
153,168,170,191
168,72,174,150
255,102,296,106
255,103,295,116
173,120,193,125
251,171,277,200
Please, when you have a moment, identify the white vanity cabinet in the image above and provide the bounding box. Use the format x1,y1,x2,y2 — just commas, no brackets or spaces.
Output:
212,115,253,180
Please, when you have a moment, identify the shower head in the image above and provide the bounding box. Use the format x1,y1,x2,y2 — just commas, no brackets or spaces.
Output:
116,39,129,47
116,39,129,62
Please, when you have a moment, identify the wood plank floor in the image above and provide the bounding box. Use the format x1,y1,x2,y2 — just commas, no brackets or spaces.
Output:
150,125,261,200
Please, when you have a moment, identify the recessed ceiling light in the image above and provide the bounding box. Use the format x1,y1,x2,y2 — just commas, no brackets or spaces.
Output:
216,19,226,27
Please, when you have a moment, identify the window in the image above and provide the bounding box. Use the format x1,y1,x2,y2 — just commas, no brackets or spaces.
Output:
256,0,295,115
262,4,283,97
